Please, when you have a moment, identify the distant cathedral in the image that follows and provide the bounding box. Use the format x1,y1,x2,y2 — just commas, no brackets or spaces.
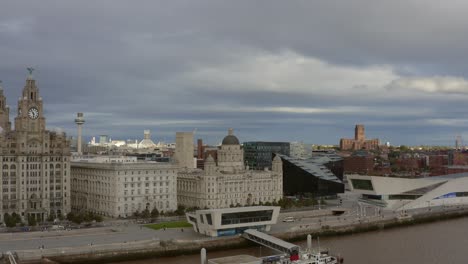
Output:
340,124,379,151
0,70,70,223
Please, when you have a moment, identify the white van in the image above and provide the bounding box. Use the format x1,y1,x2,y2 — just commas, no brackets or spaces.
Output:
282,216,296,222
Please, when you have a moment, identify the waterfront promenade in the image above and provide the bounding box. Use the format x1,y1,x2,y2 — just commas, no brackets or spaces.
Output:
3,196,468,262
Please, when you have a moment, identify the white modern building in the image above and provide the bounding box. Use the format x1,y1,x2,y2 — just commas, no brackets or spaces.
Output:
186,206,280,237
348,173,468,211
177,129,283,209
71,156,178,218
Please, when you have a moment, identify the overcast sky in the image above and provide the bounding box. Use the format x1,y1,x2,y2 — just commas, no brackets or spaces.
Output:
1,1,468,146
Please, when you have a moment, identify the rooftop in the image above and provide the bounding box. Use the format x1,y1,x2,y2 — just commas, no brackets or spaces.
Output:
277,154,342,183
194,206,279,214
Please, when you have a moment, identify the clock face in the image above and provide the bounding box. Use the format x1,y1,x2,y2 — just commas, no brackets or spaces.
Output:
28,107,39,120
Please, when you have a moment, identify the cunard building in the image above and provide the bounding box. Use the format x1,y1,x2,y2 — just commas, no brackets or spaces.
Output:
0,70,71,223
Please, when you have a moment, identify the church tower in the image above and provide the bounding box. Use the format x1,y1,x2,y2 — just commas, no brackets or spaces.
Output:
0,81,11,132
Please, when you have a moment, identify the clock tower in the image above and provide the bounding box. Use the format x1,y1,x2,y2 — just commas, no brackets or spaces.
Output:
0,81,11,132
15,72,46,133
0,69,71,224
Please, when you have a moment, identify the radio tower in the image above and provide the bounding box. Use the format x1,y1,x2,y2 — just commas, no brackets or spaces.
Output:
75,113,85,154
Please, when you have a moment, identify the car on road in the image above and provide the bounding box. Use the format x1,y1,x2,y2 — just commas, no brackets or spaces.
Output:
282,216,296,222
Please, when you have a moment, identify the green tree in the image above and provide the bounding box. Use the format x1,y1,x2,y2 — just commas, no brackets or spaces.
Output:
27,215,37,226
4,213,14,228
141,209,150,218
175,205,186,216
133,210,140,218
47,211,57,222
150,208,159,218
399,145,410,152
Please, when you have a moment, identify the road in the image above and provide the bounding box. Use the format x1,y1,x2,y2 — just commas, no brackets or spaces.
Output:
2,192,467,254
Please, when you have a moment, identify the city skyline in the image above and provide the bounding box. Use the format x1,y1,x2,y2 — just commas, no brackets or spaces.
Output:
2,1,468,145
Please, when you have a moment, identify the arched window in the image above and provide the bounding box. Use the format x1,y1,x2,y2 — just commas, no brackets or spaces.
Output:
10,164,16,170
2,164,8,170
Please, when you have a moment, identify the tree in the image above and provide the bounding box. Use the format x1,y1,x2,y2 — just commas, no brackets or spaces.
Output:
4,213,14,228
47,211,57,222
28,215,37,226
133,210,140,218
141,209,150,218
95,214,103,222
399,145,410,152
150,208,159,218
175,205,185,216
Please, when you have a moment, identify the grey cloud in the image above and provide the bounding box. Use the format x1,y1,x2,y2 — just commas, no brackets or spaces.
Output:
385,76,468,94
1,1,468,145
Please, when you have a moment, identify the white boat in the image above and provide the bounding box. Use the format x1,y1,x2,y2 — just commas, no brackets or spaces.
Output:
260,249,343,264
297,250,343,264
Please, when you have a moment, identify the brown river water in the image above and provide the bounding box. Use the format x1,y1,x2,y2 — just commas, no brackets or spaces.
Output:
114,217,468,264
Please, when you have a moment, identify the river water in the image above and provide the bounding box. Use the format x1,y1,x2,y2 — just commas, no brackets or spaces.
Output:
114,217,468,264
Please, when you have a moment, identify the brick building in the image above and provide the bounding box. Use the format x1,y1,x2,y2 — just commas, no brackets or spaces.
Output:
340,124,379,151
343,154,374,174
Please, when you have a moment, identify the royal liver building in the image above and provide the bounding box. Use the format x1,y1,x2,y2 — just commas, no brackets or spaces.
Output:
0,71,71,223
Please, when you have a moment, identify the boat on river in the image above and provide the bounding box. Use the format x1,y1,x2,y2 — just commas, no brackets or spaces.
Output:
202,232,344,264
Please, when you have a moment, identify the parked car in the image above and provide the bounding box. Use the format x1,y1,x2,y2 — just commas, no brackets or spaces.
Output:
282,216,296,222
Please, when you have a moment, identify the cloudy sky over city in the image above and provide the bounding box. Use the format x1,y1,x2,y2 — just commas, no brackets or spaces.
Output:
1,1,468,145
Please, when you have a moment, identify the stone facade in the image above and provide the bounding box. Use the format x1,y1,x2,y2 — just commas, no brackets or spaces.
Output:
340,124,379,151
177,129,283,209
175,132,195,169
71,156,178,218
0,73,71,223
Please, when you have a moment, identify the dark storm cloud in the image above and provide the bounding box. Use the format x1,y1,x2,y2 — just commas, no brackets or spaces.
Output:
1,1,468,145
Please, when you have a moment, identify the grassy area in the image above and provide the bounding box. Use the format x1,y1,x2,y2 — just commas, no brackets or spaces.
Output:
144,221,192,230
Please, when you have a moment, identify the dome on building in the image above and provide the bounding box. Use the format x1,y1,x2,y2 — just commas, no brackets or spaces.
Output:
222,128,240,145
273,155,282,162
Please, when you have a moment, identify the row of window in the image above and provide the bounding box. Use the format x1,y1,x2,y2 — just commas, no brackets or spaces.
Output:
124,188,171,196
124,182,170,188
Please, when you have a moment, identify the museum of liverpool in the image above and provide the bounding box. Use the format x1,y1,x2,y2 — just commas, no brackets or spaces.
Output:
186,206,280,237
348,173,468,211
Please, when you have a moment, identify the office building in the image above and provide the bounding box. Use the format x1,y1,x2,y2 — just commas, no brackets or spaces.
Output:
278,154,344,197
175,132,195,169
244,141,290,170
0,71,71,223
71,155,178,218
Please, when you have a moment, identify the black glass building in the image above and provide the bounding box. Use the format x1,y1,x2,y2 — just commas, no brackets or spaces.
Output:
243,142,290,170
277,153,345,197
